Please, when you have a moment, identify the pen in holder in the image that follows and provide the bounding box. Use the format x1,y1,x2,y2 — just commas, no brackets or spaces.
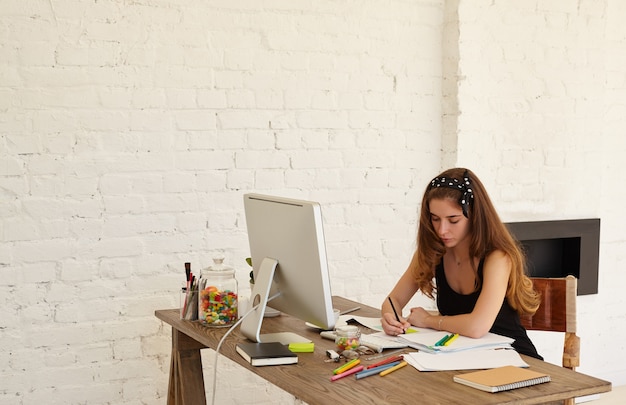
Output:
180,287,198,320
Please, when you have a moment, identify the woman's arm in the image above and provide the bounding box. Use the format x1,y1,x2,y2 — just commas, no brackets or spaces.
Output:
381,267,418,335
407,250,511,338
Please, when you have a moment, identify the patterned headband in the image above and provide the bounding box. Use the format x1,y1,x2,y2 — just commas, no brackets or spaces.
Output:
429,171,474,218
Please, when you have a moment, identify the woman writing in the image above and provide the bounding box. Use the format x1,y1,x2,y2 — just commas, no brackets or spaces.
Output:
381,168,542,359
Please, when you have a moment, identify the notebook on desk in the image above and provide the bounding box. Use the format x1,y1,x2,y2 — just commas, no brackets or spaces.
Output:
235,342,298,367
453,365,550,392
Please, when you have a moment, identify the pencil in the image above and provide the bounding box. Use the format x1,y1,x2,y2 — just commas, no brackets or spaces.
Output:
340,306,361,315
388,296,406,334
388,296,401,323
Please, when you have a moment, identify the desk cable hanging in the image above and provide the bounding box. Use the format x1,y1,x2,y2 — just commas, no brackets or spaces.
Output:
211,292,281,405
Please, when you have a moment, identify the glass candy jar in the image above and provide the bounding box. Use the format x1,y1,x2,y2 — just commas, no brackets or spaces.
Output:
335,325,361,351
198,256,238,327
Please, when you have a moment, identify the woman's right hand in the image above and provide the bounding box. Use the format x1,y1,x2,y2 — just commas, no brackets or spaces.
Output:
381,311,411,336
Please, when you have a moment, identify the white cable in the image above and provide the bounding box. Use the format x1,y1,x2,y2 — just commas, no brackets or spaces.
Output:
210,292,281,405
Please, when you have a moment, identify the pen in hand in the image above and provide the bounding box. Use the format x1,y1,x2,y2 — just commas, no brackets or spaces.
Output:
387,296,405,334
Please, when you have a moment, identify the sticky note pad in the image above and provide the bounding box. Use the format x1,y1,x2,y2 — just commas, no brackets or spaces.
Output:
289,342,315,353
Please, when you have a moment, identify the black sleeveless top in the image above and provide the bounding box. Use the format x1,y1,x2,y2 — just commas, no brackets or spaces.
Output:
435,259,543,360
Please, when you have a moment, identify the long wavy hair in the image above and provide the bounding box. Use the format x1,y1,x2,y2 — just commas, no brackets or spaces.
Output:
410,168,540,315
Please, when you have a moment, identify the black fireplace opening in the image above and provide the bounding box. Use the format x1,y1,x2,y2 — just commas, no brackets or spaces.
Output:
519,238,580,278
506,219,600,295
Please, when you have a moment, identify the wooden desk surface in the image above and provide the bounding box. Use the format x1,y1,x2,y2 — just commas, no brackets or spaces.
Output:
156,296,611,405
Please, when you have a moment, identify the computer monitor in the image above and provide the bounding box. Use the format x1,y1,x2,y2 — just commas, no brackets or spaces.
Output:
241,193,335,344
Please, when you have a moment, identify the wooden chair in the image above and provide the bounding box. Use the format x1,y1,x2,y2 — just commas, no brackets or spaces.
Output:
520,275,579,405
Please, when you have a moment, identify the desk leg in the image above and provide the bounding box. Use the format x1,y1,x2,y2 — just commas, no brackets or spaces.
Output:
167,328,207,405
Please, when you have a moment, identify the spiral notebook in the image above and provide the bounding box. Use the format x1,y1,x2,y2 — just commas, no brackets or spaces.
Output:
453,365,550,393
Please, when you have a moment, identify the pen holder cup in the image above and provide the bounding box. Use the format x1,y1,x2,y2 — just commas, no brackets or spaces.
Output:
180,288,198,320
335,325,361,352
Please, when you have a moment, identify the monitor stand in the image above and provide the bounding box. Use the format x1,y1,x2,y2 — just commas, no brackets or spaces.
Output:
240,257,312,344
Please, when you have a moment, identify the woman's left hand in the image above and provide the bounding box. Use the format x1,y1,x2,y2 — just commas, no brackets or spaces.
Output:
407,307,435,328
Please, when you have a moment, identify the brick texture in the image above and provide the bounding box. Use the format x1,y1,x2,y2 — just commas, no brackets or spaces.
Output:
1,0,625,404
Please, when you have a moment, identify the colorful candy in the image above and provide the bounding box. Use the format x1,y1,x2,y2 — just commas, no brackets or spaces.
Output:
199,286,238,326
335,326,361,351
336,336,360,351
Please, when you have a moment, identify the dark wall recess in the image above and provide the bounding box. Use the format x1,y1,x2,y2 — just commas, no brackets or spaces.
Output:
505,219,600,295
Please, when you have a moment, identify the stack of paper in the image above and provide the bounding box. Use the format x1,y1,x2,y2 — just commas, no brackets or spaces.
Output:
331,316,528,372
398,330,514,354
404,348,528,371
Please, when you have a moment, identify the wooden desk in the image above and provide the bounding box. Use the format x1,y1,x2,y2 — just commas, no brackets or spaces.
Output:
156,296,611,405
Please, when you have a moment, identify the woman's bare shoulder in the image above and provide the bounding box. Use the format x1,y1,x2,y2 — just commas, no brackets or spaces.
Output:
483,249,511,271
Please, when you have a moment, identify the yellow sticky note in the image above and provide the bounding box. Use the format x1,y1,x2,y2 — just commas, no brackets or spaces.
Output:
288,342,314,353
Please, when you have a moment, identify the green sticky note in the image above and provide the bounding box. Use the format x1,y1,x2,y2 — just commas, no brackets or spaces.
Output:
288,342,315,353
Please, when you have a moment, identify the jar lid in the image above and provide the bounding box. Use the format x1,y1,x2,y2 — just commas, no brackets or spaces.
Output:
207,255,234,274
335,325,360,335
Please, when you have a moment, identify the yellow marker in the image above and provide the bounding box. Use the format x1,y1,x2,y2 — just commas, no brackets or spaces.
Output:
380,360,408,376
443,333,459,346
333,358,360,375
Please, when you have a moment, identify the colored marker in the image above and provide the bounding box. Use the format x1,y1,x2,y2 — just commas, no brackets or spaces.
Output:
355,361,401,379
333,358,360,375
330,365,364,381
439,334,454,346
366,355,404,369
443,333,459,346
380,360,408,377
434,334,451,347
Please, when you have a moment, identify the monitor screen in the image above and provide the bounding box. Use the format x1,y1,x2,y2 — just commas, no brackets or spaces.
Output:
241,193,335,344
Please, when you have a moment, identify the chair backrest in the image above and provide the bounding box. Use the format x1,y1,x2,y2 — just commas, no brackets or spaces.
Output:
520,275,580,370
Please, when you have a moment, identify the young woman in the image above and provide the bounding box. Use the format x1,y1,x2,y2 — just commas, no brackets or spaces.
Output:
381,168,543,359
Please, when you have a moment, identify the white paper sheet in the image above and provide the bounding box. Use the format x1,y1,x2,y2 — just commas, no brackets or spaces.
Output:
336,315,428,334
404,348,529,371
398,330,514,354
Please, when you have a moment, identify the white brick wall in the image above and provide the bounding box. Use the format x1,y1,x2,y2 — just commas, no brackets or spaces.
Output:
1,0,625,404
454,0,626,388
